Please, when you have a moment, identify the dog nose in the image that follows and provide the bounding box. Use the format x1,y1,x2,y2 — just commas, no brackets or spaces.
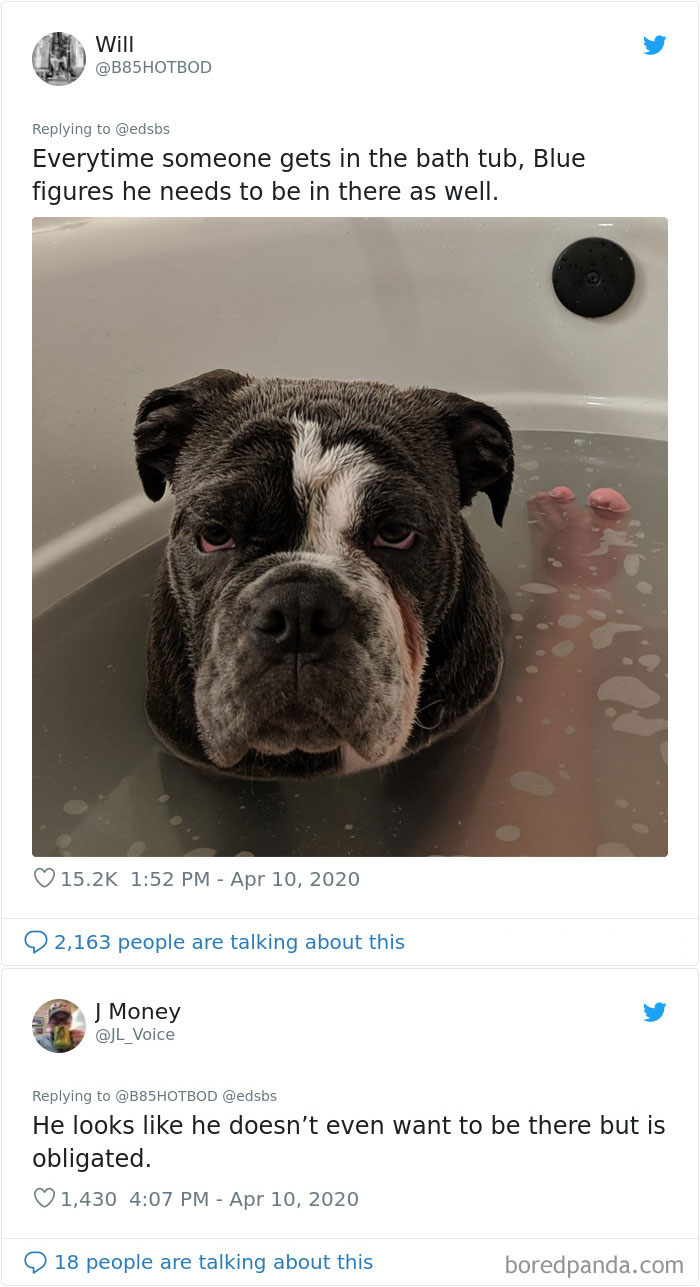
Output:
249,580,348,657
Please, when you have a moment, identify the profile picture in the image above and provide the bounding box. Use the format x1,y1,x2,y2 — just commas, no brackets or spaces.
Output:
32,33,86,86
33,999,85,1053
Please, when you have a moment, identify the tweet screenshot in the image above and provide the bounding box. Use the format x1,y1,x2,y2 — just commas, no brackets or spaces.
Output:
2,0,699,1284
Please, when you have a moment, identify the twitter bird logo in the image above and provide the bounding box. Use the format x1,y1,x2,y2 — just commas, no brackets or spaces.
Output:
643,35,666,55
644,1002,666,1022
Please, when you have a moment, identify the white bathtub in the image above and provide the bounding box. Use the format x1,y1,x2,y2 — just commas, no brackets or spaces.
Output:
32,216,667,614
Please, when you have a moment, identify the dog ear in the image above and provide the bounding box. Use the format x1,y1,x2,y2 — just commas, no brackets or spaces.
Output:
134,369,251,501
414,389,514,525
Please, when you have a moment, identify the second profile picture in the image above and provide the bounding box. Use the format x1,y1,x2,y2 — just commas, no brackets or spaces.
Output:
32,999,85,1053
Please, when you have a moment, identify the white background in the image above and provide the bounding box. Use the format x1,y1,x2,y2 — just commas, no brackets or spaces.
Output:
3,1,697,923
2,968,697,1283
1,4,698,1286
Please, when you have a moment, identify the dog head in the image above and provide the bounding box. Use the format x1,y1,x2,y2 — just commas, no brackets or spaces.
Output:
135,372,512,771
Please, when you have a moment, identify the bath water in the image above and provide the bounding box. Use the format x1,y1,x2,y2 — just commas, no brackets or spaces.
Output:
33,431,667,857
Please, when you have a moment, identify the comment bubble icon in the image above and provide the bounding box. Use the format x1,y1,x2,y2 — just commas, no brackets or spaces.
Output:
23,931,48,954
24,1251,47,1274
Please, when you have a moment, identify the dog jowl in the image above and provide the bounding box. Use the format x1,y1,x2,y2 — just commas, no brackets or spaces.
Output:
134,371,513,778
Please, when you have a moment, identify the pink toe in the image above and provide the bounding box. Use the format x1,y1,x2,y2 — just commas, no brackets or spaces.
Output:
549,486,575,503
587,487,631,514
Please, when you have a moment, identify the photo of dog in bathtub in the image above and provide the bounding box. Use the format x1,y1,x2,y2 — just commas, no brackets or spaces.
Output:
135,370,514,778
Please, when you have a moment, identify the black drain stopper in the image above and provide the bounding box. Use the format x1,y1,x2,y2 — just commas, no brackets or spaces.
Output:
552,237,635,318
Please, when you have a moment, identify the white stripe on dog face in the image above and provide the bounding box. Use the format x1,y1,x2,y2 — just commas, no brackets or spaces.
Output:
291,419,378,553
289,420,425,766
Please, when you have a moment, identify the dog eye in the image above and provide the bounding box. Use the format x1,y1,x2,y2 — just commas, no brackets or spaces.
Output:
373,524,416,550
197,526,235,553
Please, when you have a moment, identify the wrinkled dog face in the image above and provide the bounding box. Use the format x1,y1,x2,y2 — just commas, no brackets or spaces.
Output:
135,373,513,772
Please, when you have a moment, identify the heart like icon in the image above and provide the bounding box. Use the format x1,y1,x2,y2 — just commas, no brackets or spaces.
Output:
34,869,56,889
34,1188,55,1208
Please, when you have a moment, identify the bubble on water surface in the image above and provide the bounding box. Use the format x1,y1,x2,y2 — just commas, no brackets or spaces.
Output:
590,623,642,651
612,713,668,737
639,655,661,672
495,825,521,842
510,771,555,797
597,677,660,708
63,799,88,816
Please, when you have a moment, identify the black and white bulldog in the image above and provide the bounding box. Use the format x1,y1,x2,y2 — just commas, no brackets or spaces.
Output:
134,371,513,777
